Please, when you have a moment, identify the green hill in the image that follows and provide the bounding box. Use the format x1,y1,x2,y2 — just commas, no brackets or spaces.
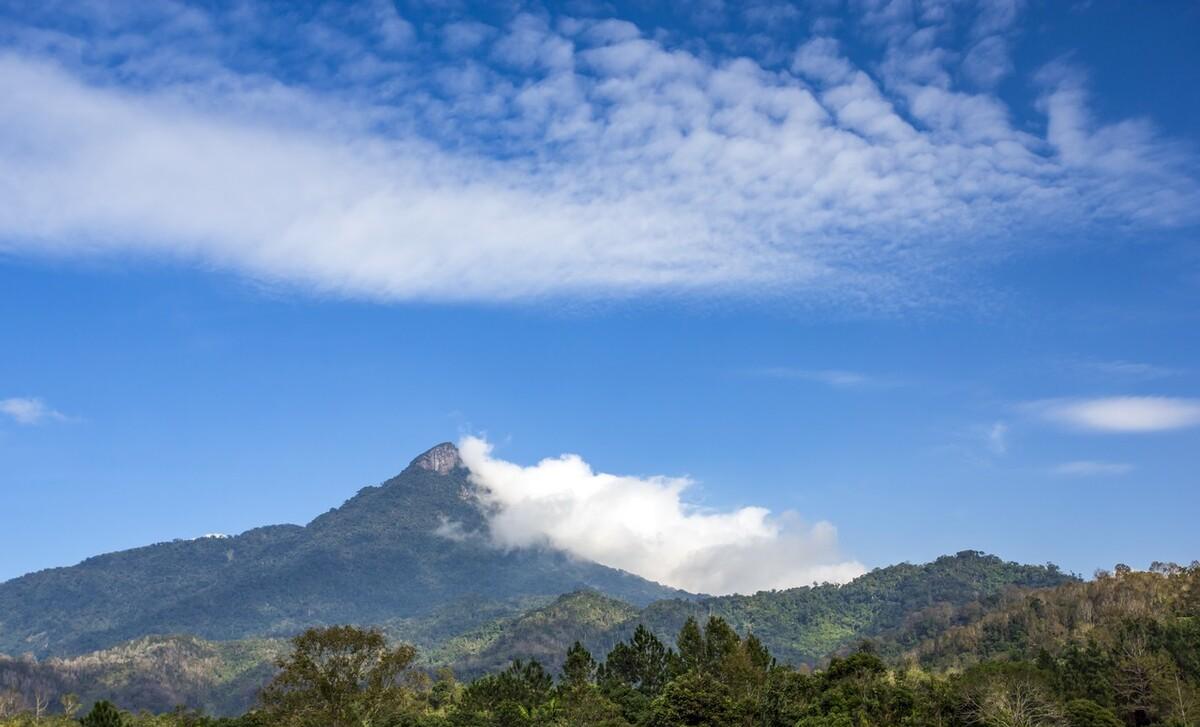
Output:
873,561,1200,671
625,550,1074,665
423,550,1073,679
0,552,1073,715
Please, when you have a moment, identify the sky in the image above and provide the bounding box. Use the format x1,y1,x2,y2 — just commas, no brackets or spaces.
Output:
0,0,1198,593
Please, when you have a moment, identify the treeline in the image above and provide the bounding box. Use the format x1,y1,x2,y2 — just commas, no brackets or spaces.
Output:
1,562,1196,727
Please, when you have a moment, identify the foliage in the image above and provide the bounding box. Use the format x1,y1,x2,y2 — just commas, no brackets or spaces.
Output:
80,701,125,727
0,552,1075,717
258,626,422,727
0,566,1196,727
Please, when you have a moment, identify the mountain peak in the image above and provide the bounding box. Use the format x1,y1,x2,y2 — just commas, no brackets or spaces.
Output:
408,442,461,475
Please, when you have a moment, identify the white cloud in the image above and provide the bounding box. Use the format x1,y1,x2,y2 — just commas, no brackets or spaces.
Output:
1078,360,1180,379
1029,397,1200,433
753,367,878,388
987,421,1009,455
0,1,1194,306
1051,461,1133,477
0,397,67,425
456,436,865,595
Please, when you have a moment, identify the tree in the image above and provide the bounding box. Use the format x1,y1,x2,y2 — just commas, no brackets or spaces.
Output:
60,693,82,720
428,667,460,711
562,642,597,690
460,659,554,719
258,625,419,727
601,626,672,695
964,670,1066,727
646,671,733,727
702,617,740,673
676,618,705,675
32,686,51,721
79,700,125,727
1064,699,1122,727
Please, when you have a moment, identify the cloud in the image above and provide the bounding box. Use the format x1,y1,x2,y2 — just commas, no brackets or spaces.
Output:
1051,460,1133,477
987,421,1009,455
752,367,880,388
1028,397,1200,433
1076,360,1180,379
0,1,1195,306
456,436,865,594
0,397,67,425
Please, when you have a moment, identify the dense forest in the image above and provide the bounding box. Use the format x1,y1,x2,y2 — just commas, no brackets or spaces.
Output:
0,561,1195,727
0,552,1072,715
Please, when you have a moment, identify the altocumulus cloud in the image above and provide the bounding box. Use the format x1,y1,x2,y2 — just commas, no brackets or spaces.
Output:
457,436,865,595
0,1,1197,306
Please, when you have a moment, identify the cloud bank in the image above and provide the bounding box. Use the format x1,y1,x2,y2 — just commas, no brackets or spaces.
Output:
0,1,1196,305
457,436,864,595
1029,397,1200,433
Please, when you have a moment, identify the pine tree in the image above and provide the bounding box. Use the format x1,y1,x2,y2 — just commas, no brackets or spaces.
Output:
79,700,125,727
677,617,706,674
563,641,597,689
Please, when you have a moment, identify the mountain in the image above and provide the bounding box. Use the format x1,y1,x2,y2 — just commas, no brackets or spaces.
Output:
0,443,686,658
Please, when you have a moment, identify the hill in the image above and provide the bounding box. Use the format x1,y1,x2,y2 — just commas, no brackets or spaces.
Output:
0,635,285,716
627,549,1074,665
0,443,685,658
0,552,1074,715
446,550,1073,673
873,561,1200,670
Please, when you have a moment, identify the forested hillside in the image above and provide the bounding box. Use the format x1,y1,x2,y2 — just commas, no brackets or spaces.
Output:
0,551,1073,716
874,561,1200,724
634,550,1073,665
2,561,1196,726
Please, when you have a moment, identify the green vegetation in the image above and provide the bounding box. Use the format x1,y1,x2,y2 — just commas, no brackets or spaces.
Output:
0,562,1193,726
632,550,1073,665
0,551,1072,716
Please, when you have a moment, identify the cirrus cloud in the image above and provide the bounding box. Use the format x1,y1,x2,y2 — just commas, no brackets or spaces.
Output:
1051,461,1134,477
456,436,864,595
1028,397,1200,433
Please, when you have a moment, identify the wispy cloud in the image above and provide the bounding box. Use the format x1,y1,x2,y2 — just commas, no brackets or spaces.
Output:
1051,460,1134,477
1075,359,1181,379
751,367,884,388
0,2,1195,305
1027,397,1200,433
987,421,1009,455
0,397,67,425
456,436,864,594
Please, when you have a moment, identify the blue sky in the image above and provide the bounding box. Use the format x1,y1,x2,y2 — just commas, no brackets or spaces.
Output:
0,0,1198,591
